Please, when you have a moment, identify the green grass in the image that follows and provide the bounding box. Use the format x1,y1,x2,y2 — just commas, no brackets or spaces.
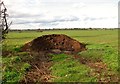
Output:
49,54,97,82
79,43,118,72
2,29,118,82
2,52,31,83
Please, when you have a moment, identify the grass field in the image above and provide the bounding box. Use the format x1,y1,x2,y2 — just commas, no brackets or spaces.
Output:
2,29,119,83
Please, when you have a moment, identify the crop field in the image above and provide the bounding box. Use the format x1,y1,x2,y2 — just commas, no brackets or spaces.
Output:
2,29,119,83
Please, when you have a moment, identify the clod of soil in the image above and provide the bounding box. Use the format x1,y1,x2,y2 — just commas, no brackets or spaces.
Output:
2,50,13,57
21,34,87,54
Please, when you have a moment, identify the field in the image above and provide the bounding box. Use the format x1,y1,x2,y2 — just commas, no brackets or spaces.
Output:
2,29,119,83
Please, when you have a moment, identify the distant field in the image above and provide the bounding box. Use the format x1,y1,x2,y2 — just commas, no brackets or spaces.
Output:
2,29,119,82
4,29,118,47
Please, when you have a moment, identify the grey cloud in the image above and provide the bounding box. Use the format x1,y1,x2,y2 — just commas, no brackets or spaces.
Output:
84,17,110,21
38,16,79,23
84,17,96,21
40,22,59,26
14,21,30,24
14,15,80,25
55,16,79,22
10,13,43,18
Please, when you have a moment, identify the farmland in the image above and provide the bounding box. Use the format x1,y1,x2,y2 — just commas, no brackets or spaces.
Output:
2,29,119,83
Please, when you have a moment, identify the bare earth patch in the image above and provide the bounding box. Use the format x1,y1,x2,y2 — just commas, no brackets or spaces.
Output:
73,55,119,83
20,51,53,83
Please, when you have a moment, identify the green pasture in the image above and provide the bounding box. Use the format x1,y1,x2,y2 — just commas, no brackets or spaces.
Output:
2,29,119,82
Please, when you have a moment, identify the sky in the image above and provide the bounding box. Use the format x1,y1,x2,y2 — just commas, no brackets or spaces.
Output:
2,0,119,29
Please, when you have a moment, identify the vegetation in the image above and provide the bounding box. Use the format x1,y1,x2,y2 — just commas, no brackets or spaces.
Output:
49,54,97,82
2,29,118,82
2,52,31,83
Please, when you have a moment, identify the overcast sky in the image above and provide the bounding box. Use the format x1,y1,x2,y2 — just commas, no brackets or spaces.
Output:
2,0,119,29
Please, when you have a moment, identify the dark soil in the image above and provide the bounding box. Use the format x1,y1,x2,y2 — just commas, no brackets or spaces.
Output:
21,34,87,53
2,50,13,57
20,51,53,83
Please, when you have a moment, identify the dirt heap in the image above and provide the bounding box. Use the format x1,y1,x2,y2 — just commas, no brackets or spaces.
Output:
21,34,86,54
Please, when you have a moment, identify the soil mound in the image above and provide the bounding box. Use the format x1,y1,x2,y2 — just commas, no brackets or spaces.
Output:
20,34,87,82
21,34,86,53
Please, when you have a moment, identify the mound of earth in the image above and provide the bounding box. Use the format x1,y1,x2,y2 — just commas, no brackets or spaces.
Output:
21,34,87,54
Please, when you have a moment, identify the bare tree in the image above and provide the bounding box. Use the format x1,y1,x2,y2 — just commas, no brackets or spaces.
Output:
0,1,12,39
